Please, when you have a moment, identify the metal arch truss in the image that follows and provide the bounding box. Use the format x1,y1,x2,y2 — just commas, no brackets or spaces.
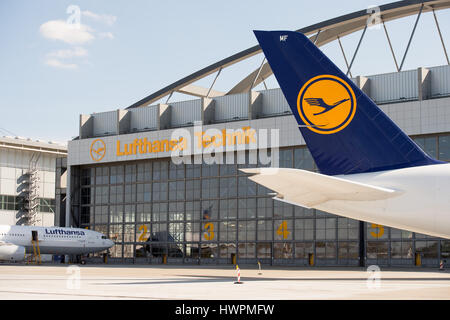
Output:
127,0,450,109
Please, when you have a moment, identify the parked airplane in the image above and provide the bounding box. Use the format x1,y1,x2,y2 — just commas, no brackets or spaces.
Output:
0,224,114,262
242,30,450,239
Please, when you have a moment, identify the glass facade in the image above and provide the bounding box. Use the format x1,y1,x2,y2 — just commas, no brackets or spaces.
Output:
0,195,56,213
71,134,450,266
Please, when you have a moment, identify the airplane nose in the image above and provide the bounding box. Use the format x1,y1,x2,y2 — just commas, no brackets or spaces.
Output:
107,239,114,248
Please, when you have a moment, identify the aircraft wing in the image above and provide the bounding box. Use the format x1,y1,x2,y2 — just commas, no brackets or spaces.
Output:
240,168,401,208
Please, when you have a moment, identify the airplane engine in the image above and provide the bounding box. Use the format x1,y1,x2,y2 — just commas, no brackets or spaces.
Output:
0,243,25,261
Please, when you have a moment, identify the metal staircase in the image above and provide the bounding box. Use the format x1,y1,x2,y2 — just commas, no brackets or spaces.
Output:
23,153,41,226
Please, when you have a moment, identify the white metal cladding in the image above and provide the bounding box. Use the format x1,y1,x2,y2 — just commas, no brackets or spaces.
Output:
92,111,117,136
213,92,249,122
368,69,418,103
170,99,202,127
260,88,291,116
429,65,450,97
129,105,158,132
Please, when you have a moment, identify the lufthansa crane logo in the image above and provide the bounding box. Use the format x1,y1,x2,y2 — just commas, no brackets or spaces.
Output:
90,139,106,162
297,74,357,134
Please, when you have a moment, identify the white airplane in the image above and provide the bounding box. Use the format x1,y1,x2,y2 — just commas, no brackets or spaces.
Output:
0,224,114,262
243,30,450,239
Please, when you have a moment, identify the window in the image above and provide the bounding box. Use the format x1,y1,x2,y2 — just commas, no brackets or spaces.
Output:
257,198,272,219
219,177,237,198
202,163,218,177
439,135,450,160
136,204,151,222
416,241,439,259
294,147,315,171
110,165,123,184
257,220,272,241
169,162,185,180
219,221,236,242
316,218,336,240
238,198,256,219
366,241,388,259
124,204,135,223
238,220,256,241
391,241,413,259
169,222,184,242
153,161,168,181
413,136,437,158
110,185,123,204
201,200,218,220
152,182,168,201
295,242,314,259
136,183,151,202
186,179,200,200
219,199,237,220
316,241,336,259
279,149,293,168
238,176,256,197
274,201,293,219
137,162,152,182
186,163,201,179
152,202,168,222
257,243,271,259
169,181,185,201
219,163,237,176
201,178,218,199
274,242,293,259
338,242,359,259
337,218,359,240
109,205,123,223
124,184,136,203
294,219,314,240
185,201,200,221
238,243,256,259
169,202,184,221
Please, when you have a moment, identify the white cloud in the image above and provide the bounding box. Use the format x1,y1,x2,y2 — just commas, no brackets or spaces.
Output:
45,58,78,70
40,10,115,70
47,47,88,59
40,20,95,45
98,32,114,40
82,10,117,26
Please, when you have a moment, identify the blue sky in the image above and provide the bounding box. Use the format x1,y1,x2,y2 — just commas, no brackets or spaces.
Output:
1,0,449,143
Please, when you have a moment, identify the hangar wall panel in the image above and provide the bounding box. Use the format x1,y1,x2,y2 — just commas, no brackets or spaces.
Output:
369,70,418,103
170,99,202,127
429,65,450,98
260,88,291,116
214,93,249,122
129,105,158,132
93,111,117,137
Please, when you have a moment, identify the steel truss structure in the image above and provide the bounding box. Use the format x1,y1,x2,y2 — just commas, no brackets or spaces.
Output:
126,0,450,109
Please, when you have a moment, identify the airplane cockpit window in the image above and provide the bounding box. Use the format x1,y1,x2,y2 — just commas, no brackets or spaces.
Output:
101,236,107,239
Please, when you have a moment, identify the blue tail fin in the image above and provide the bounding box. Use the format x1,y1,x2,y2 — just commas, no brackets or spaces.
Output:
254,30,440,175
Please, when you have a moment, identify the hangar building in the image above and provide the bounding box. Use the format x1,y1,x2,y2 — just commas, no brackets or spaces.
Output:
65,0,450,266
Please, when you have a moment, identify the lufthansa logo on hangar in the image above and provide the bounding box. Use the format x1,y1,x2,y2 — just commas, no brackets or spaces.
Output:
90,139,106,162
297,74,357,134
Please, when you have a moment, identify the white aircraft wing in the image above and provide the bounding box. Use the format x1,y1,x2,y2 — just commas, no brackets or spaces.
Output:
240,168,401,208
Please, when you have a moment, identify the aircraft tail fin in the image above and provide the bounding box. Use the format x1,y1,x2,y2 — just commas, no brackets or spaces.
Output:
253,30,441,175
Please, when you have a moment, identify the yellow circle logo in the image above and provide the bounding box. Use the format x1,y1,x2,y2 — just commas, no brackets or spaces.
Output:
90,139,106,162
297,74,357,134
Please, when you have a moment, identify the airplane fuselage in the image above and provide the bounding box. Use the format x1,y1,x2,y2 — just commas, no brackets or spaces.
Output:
318,163,450,238
0,225,114,255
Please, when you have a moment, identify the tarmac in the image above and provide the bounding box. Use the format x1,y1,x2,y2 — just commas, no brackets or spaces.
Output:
0,264,449,300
